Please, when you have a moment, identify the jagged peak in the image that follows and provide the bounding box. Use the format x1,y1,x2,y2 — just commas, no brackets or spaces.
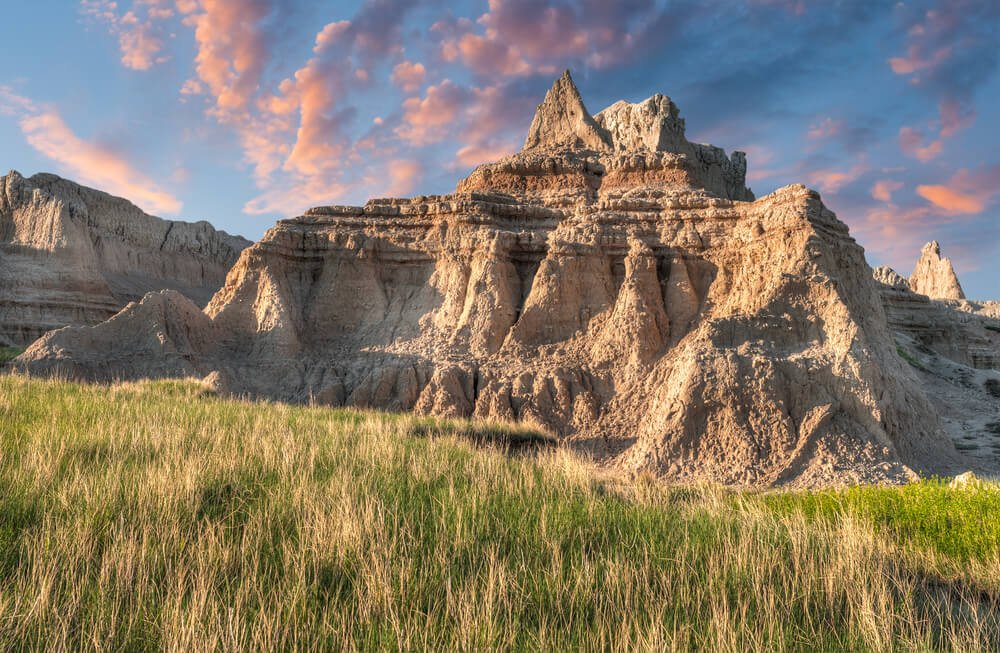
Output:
522,70,612,152
910,240,965,300
594,93,689,153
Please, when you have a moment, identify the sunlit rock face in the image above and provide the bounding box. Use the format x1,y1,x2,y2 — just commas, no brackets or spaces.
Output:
19,71,968,487
0,171,250,345
909,240,965,300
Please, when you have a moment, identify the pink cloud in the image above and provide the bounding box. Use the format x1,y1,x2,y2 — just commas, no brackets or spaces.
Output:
888,45,951,75
435,0,656,78
383,159,423,197
390,61,427,94
806,117,842,140
19,109,182,215
804,162,866,194
898,126,943,162
938,98,974,137
80,0,173,71
396,80,470,146
871,179,903,203
455,142,517,168
915,166,1000,215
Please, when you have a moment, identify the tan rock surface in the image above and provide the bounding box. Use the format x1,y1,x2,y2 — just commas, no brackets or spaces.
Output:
909,241,965,300
18,73,972,486
872,246,999,474
0,171,250,345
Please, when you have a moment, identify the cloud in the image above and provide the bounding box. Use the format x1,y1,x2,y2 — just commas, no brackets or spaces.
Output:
0,86,37,116
390,61,426,93
898,126,943,162
18,108,182,215
806,117,842,140
383,159,422,197
888,45,951,75
871,179,903,202
915,165,1000,215
804,161,867,194
938,98,975,137
80,0,173,70
396,80,471,146
887,1,1000,134
435,0,664,79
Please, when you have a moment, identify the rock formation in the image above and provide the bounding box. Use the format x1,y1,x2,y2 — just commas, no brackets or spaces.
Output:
909,241,965,300
872,244,1000,468
18,71,969,486
0,171,251,344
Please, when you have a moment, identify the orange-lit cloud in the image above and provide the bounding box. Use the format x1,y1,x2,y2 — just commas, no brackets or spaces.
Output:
19,109,182,215
915,166,1000,215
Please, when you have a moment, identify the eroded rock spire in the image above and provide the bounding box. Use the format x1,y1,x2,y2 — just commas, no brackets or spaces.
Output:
522,70,612,152
909,241,966,300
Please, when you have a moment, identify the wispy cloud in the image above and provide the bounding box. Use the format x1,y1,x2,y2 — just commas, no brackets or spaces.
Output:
16,103,181,214
80,0,173,70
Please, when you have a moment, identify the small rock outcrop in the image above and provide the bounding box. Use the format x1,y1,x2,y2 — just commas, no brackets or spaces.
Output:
0,171,251,345
873,266,910,290
18,72,968,487
909,241,965,300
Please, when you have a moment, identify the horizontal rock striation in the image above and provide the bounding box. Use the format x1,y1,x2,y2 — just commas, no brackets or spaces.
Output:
19,71,967,486
0,171,251,344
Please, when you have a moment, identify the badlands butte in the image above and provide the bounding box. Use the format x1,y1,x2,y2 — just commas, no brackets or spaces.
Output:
11,72,1000,486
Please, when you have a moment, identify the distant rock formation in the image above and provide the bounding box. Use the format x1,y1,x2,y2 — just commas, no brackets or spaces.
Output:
0,171,251,344
909,241,965,300
873,266,910,290
19,71,966,487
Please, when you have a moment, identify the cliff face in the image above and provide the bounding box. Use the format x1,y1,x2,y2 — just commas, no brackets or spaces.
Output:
0,171,251,344
18,71,967,486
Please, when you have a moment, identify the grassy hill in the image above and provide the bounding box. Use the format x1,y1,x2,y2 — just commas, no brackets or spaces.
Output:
0,374,998,651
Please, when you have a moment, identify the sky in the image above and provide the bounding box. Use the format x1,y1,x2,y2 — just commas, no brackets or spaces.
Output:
0,1,998,299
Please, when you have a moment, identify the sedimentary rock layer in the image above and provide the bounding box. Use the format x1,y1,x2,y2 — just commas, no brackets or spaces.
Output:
19,71,966,486
0,171,250,344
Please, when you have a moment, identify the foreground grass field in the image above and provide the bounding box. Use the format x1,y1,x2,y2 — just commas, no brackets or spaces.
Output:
0,375,998,651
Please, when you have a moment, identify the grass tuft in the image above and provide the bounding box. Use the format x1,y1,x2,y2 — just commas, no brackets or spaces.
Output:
0,374,998,651
0,347,24,365
897,344,927,371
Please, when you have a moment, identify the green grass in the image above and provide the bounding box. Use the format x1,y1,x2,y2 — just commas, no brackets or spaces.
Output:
0,374,998,651
0,347,23,365
897,344,927,371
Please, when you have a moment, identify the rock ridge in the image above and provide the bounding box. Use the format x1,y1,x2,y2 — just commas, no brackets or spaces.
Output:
16,72,974,487
0,170,251,344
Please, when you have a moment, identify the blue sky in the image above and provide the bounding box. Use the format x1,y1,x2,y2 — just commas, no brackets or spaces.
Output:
1,0,998,298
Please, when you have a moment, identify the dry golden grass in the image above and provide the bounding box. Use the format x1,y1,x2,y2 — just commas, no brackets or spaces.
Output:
0,374,998,651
